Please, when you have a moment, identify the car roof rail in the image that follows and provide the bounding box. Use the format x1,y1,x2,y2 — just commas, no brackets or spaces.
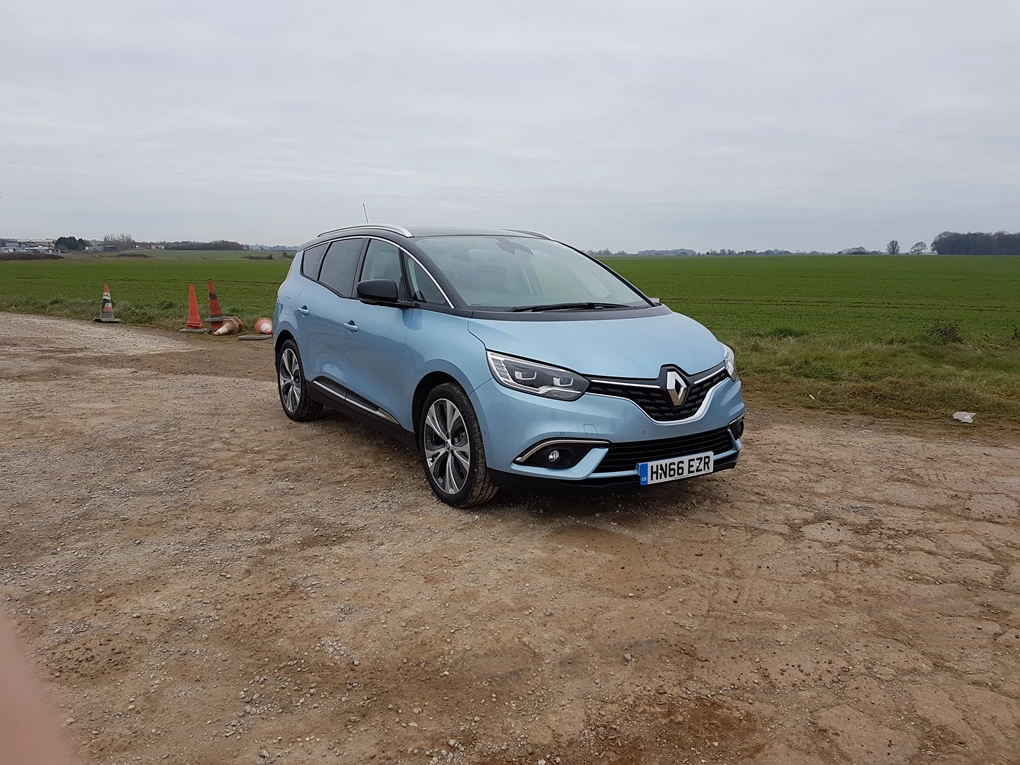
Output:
506,229,551,240
317,224,413,238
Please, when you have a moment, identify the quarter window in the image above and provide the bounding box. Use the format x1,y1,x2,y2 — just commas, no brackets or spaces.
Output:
317,239,364,297
300,243,328,279
406,258,447,305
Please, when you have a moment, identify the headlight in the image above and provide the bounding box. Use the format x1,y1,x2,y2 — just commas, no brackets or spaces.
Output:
486,351,589,401
721,343,736,379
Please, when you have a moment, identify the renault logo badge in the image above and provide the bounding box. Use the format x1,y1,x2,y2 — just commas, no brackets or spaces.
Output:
665,369,688,407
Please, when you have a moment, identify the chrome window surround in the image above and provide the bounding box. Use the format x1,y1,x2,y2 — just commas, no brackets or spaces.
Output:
311,235,454,309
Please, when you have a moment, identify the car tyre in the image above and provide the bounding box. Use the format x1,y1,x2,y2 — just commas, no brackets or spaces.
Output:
420,383,498,508
276,340,323,422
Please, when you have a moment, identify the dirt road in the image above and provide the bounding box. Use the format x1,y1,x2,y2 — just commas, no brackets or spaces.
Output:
2,313,1019,765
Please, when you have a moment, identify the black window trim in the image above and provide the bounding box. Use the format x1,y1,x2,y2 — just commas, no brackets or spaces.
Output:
310,236,369,299
299,241,331,281
312,234,455,310
358,238,412,302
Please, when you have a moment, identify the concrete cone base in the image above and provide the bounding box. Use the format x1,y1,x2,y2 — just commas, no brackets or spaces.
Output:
238,334,273,341
179,328,210,333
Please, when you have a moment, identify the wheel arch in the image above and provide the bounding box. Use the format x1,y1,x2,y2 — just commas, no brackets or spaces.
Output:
412,372,460,445
274,329,295,357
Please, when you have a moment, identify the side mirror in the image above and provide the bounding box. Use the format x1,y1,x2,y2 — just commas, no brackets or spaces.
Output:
356,279,400,304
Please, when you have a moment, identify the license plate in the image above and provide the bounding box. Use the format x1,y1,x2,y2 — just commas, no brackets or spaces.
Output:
638,451,714,486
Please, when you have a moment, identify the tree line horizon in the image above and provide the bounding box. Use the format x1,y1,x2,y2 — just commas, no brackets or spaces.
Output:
590,231,1020,258
51,230,1020,257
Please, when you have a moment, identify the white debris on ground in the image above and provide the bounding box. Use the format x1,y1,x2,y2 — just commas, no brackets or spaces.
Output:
953,411,976,423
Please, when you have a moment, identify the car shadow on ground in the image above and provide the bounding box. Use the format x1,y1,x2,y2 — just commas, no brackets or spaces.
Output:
310,409,725,524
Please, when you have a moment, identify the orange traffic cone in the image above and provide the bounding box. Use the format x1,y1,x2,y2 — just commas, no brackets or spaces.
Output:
180,284,208,332
93,284,121,324
205,279,225,332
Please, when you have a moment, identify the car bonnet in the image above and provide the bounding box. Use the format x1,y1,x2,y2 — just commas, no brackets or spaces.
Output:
467,310,724,378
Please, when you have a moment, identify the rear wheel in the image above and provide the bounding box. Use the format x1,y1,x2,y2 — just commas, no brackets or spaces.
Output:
420,383,498,507
276,340,322,422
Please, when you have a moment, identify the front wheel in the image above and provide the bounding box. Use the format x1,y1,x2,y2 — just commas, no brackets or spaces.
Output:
419,383,498,507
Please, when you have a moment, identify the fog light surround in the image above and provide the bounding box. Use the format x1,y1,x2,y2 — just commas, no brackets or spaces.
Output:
514,439,609,470
728,415,745,441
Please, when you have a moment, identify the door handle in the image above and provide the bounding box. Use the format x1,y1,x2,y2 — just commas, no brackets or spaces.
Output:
343,321,359,333
297,305,310,315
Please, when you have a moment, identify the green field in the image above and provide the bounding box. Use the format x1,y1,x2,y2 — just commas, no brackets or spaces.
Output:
2,254,1019,423
0,258,289,330
607,256,1020,424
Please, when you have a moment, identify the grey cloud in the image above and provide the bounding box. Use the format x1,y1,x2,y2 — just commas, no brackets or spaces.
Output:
2,0,1018,250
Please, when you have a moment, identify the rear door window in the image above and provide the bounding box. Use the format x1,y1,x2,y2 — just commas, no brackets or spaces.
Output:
300,243,328,279
317,238,365,297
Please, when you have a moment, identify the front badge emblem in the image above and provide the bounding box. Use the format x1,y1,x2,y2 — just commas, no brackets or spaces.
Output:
665,370,688,407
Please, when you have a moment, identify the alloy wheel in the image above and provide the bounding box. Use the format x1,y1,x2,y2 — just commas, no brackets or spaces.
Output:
423,398,471,495
278,348,302,413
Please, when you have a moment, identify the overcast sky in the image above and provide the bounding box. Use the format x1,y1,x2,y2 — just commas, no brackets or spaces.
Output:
3,0,1019,251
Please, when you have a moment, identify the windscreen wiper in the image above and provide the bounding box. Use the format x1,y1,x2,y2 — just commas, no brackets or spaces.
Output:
510,301,634,312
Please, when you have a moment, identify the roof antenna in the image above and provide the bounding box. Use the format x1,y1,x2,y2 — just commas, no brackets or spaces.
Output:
362,203,369,224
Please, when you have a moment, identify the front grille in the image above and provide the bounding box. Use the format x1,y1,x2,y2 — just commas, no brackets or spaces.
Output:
593,427,734,474
587,368,729,421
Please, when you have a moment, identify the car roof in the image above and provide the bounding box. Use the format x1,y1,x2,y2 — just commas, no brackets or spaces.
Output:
299,225,550,250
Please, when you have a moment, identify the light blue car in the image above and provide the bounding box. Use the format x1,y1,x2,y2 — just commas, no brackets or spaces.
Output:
274,225,745,507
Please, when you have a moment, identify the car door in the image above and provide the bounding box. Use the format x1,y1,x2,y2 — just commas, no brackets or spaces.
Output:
339,239,412,425
295,237,366,385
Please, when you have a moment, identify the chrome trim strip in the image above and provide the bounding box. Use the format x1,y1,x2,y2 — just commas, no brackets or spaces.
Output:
691,363,728,383
317,224,413,238
514,438,610,464
311,380,399,425
404,251,454,308
345,395,399,425
589,378,660,389
587,377,728,425
311,379,345,399
593,447,739,477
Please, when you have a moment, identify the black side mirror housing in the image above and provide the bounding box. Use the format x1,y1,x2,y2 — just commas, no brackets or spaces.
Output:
356,279,400,304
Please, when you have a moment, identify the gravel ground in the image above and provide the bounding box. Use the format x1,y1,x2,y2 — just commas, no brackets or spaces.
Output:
2,312,1020,765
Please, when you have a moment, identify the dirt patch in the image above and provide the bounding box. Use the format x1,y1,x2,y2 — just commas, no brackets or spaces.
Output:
2,313,1020,764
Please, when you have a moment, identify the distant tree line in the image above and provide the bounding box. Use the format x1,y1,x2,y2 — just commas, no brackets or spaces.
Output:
54,236,89,251
103,233,136,251
588,247,805,258
160,240,246,251
931,231,1020,255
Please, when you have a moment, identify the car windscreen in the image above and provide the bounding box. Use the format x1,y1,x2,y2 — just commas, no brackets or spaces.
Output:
413,236,649,311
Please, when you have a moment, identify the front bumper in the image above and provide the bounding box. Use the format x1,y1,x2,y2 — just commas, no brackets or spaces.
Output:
469,376,745,484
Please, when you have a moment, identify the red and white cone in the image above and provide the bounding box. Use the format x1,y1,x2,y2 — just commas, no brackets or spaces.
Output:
212,316,244,336
93,284,121,324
